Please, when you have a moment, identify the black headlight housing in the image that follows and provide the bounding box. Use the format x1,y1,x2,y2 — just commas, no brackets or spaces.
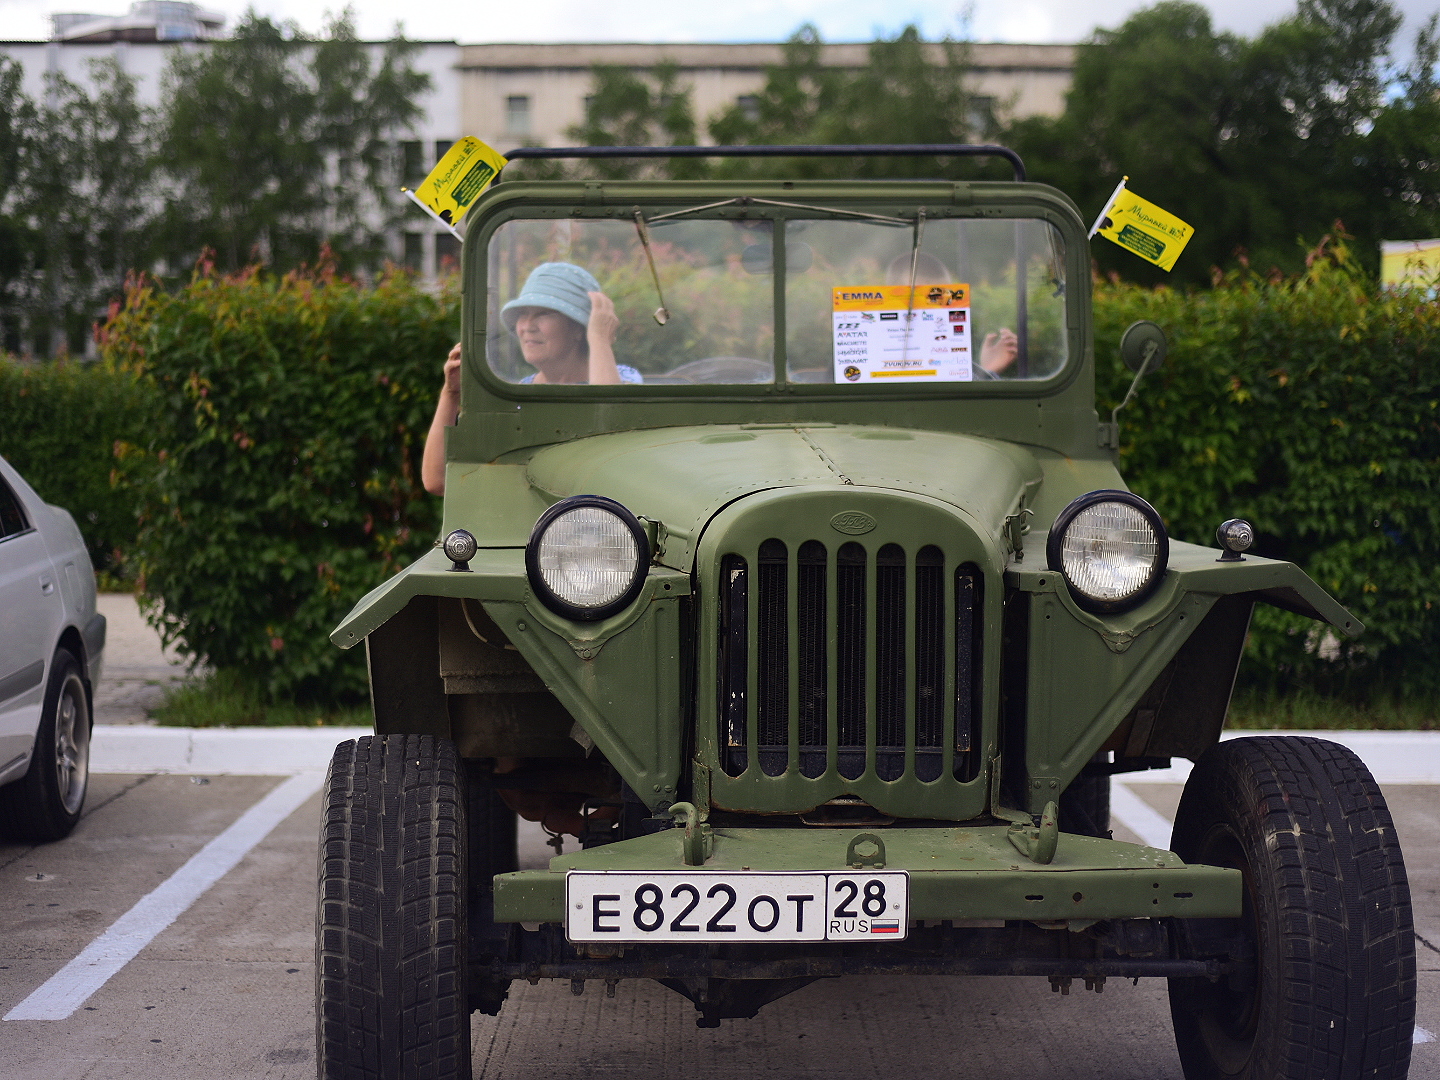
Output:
525,495,650,622
1046,489,1169,614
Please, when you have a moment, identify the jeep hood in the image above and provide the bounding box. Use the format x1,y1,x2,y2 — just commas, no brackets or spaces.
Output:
508,424,1047,570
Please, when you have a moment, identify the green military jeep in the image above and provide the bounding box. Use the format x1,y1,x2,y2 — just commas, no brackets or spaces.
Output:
316,146,1414,1080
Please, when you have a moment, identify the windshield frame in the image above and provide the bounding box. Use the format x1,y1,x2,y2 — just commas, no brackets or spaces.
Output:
463,183,1087,401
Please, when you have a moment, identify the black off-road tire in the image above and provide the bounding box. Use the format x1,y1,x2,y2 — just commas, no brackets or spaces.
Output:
316,734,472,1080
1060,773,1110,837
0,648,90,843
1168,736,1415,1080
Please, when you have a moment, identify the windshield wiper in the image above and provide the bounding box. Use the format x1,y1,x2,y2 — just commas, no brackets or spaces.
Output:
632,211,671,326
645,197,907,227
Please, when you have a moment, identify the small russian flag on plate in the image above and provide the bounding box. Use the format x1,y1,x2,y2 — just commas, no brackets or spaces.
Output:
870,920,901,934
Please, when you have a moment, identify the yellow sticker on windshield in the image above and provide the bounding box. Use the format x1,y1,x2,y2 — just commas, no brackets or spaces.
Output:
832,284,972,383
415,137,508,227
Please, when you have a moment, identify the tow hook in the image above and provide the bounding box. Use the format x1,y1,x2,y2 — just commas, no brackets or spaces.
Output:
667,801,713,865
1008,800,1060,864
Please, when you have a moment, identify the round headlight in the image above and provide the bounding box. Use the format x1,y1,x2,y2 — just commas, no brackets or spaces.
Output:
1046,490,1168,614
525,495,650,621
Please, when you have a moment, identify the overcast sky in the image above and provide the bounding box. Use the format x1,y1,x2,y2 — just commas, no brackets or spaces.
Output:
3,0,1438,53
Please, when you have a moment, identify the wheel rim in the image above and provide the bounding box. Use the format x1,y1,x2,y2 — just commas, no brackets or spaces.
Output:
1188,822,1263,1075
53,673,90,816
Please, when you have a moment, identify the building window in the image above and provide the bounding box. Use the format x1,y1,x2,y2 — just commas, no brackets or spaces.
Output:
506,95,531,137
436,233,462,275
736,94,760,122
403,233,424,272
434,140,453,165
401,141,424,185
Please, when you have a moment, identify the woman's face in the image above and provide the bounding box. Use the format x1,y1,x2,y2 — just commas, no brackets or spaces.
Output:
513,307,585,367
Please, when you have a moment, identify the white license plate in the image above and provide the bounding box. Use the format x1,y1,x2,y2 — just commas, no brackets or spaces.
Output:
565,871,909,943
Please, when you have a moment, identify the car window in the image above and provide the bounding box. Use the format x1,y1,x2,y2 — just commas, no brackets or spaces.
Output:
785,218,1068,384
486,218,776,385
0,476,29,540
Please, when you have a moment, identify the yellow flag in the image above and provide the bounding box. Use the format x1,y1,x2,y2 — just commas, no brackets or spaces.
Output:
414,137,508,227
1094,183,1194,272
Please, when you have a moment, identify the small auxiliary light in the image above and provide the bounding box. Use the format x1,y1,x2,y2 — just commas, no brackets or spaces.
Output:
444,529,478,572
1216,519,1254,562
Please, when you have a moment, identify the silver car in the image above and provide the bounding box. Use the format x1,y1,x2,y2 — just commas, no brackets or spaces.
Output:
0,454,105,842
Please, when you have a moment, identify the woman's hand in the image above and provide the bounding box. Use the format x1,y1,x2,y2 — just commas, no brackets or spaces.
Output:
980,327,1018,374
586,291,623,384
587,292,619,349
423,343,463,496
442,342,462,397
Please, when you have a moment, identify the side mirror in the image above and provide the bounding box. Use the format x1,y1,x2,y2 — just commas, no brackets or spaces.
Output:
1100,321,1171,452
1119,320,1168,375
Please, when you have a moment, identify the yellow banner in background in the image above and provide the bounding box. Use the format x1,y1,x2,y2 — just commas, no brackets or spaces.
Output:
414,137,508,226
1095,186,1194,272
1381,238,1440,289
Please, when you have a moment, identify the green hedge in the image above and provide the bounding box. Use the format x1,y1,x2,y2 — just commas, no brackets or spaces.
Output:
0,354,159,578
104,264,456,702
1094,240,1440,700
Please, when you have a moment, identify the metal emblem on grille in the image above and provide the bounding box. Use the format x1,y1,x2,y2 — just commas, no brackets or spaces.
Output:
830,511,877,535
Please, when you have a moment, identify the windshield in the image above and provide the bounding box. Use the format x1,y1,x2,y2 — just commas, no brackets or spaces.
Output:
487,218,776,385
786,218,1068,383
484,213,1068,386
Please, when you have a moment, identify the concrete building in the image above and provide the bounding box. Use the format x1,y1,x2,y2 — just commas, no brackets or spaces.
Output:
459,42,1075,154
1,23,1073,279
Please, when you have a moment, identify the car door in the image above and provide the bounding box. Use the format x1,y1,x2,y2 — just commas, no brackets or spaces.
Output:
0,467,59,780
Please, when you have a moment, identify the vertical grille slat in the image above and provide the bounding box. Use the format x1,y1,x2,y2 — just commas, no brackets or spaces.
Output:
836,542,868,780
797,541,828,778
714,533,981,787
756,540,789,775
874,543,906,781
954,564,980,778
718,554,748,777
914,545,946,782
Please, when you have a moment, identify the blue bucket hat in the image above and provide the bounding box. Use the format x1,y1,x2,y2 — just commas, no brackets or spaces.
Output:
500,262,601,333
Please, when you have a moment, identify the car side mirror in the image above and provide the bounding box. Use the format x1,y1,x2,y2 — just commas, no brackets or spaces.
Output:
1119,320,1168,374
1100,321,1170,451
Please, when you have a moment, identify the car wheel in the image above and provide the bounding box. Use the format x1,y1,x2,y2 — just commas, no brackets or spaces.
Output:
1059,773,1110,837
0,647,90,843
1168,736,1415,1080
316,734,472,1080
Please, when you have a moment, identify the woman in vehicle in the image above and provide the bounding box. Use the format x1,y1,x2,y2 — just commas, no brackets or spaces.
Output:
422,261,637,495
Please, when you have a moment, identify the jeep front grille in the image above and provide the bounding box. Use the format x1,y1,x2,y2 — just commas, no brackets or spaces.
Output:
718,538,981,783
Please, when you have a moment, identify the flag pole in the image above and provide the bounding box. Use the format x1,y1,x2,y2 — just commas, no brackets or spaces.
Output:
402,187,464,242
1088,176,1129,239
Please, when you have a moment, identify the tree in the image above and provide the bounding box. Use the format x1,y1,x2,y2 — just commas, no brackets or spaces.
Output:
0,56,38,352
157,9,429,274
1005,0,1408,284
0,58,155,356
559,62,704,180
708,25,998,180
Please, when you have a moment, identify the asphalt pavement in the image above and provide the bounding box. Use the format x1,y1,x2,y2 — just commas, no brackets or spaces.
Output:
0,597,1433,1079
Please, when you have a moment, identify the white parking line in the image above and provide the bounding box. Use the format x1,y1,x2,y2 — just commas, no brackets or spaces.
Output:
1417,1026,1436,1044
3,771,324,1021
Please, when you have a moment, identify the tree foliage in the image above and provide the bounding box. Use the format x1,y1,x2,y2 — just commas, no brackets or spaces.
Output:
0,57,155,355
158,10,428,274
1007,0,1430,284
0,12,429,357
